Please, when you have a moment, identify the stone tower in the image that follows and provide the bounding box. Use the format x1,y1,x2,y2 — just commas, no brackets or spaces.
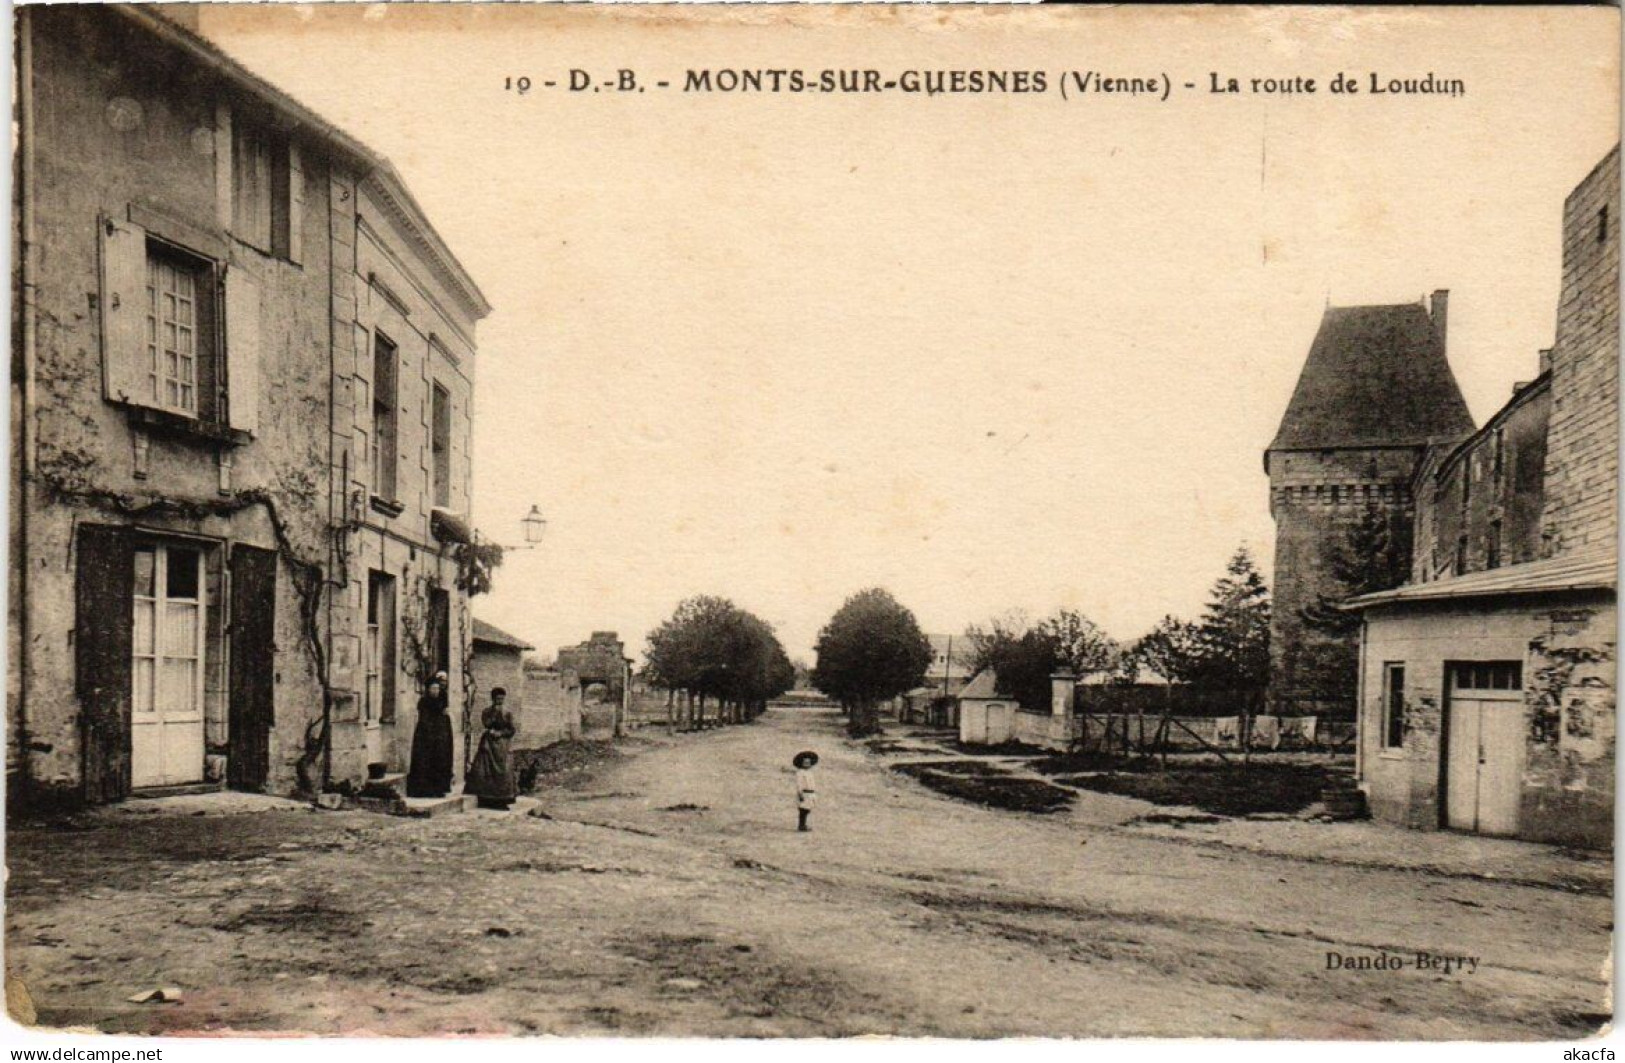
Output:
1265,294,1474,715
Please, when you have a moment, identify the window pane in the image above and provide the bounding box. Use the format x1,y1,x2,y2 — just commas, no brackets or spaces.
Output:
160,659,197,714
132,659,155,715
132,548,156,597
166,549,200,600
133,600,156,656
162,602,199,657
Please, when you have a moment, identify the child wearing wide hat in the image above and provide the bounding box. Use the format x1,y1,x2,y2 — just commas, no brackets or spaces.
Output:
792,750,819,832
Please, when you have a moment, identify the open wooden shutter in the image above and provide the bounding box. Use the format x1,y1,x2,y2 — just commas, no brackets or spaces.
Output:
76,523,134,804
98,217,148,406
224,266,261,433
228,544,277,792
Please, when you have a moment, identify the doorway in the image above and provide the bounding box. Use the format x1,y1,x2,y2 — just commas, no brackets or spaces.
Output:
1443,661,1525,836
130,543,206,789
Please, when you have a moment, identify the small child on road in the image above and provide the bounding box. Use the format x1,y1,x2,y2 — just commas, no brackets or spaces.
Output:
792,750,819,832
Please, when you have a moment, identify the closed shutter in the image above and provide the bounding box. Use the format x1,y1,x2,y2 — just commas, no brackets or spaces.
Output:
224,267,261,433
76,524,134,804
228,544,277,792
287,141,305,265
98,217,148,406
214,104,233,230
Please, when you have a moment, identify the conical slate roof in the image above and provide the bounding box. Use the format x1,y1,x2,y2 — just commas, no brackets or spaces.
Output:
1269,304,1474,451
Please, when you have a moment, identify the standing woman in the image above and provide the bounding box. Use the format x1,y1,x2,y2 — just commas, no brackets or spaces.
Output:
406,672,454,798
466,687,518,810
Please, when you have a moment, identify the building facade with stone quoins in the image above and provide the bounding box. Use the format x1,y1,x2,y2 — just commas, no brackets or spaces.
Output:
1347,145,1618,849
1264,295,1475,716
9,5,491,809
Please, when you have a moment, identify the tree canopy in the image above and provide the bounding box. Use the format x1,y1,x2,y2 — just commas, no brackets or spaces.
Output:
644,595,795,715
964,608,1123,711
812,588,932,736
1128,547,1271,700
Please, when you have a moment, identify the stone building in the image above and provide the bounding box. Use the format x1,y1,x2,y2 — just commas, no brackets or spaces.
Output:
1264,296,1475,716
8,6,489,806
469,618,533,732
1347,146,1617,847
555,631,632,702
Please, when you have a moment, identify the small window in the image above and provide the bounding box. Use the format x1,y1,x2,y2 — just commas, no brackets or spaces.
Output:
431,383,452,509
233,123,291,257
1486,520,1502,570
1600,205,1610,245
370,333,399,502
1451,662,1522,691
1456,535,1468,575
1492,429,1504,486
1381,664,1405,749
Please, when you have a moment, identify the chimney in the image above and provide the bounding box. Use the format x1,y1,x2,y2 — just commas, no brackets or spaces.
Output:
1539,347,1553,375
1429,289,1449,350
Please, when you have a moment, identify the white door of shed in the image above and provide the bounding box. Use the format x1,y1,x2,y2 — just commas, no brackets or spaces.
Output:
1445,662,1525,836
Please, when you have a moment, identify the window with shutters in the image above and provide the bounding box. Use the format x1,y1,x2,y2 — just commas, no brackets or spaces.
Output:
143,247,213,418
100,217,259,440
431,382,452,508
371,332,400,503
232,123,295,260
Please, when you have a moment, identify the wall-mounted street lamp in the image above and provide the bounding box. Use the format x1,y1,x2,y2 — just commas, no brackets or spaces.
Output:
520,504,547,548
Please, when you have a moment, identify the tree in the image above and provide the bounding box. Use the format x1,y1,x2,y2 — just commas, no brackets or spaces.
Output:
1131,615,1204,685
963,610,1030,676
1038,608,1120,679
812,588,932,737
1189,546,1272,701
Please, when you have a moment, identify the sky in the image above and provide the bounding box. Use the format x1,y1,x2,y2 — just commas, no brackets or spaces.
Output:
198,4,1618,662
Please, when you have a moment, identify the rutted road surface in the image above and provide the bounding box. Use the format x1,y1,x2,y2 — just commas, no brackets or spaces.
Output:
6,708,1611,1038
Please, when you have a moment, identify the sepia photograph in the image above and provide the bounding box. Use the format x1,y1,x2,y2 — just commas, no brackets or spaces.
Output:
4,0,1619,1045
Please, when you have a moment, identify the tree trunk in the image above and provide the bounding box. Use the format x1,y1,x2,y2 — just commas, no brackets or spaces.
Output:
847,697,883,737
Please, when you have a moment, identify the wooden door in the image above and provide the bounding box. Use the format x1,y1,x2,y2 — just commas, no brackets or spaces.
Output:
76,524,134,804
1444,662,1525,836
228,544,276,791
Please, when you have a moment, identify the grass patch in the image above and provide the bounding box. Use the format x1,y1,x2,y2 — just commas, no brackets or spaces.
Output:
514,740,622,792
892,762,1073,814
1068,762,1338,817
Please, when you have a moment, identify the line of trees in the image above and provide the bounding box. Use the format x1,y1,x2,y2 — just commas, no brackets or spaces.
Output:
643,595,796,729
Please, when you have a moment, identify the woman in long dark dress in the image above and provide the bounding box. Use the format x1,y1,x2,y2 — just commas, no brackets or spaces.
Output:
406,675,454,798
466,687,518,810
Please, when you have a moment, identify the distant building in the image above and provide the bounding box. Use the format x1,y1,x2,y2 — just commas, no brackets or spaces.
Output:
899,634,976,726
555,631,632,702
1265,295,1475,717
1346,146,1618,848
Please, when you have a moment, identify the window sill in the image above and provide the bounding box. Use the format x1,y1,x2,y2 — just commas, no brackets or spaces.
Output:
370,495,406,519
124,404,251,447
1377,749,1407,761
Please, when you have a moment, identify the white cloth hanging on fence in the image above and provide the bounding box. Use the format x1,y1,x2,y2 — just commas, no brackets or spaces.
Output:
1280,715,1318,747
1249,715,1281,750
1213,716,1241,747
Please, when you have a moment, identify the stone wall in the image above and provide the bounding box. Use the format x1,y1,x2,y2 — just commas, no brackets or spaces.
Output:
1413,378,1551,582
1540,147,1620,558
1266,446,1425,712
516,666,583,750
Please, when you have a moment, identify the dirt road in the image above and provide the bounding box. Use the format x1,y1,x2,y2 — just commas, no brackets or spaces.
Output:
6,707,1612,1038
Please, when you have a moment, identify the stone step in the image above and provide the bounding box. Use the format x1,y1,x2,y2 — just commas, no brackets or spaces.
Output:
403,794,477,818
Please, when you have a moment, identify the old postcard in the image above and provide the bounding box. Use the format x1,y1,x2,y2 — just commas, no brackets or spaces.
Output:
5,0,1619,1044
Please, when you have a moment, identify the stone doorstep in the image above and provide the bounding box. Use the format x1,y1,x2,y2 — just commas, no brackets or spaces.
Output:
402,794,478,817
129,781,226,800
